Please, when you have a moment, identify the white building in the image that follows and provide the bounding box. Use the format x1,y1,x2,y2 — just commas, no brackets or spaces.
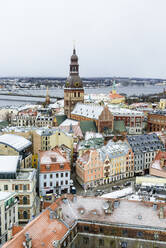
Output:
0,192,18,246
0,156,37,224
39,148,71,197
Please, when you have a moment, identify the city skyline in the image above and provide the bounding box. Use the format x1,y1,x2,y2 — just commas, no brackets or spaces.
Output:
1,0,166,78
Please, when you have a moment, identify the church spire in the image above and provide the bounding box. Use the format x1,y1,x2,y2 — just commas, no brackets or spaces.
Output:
45,86,50,105
70,46,79,76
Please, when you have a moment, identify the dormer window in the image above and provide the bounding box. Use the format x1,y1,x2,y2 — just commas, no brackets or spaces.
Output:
60,164,64,169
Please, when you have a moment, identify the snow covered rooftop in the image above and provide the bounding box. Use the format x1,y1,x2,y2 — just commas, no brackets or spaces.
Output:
71,103,144,119
85,131,103,140
60,196,166,230
40,150,66,164
0,134,32,152
0,156,20,173
101,187,133,199
59,119,79,127
0,192,15,202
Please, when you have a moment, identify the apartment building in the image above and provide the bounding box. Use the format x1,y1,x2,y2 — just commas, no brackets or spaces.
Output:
127,133,165,175
0,156,37,224
39,147,71,196
76,140,134,189
0,192,18,247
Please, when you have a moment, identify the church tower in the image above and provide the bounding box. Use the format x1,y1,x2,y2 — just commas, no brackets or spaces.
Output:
64,47,84,118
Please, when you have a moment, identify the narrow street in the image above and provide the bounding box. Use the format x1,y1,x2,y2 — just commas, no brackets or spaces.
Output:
71,171,136,196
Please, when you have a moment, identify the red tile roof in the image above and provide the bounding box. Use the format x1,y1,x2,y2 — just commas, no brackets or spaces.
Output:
12,226,23,236
109,93,124,99
3,205,68,248
39,148,71,173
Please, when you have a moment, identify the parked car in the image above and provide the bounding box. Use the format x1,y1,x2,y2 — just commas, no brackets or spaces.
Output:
71,186,76,194
95,189,103,196
112,185,120,190
123,181,131,187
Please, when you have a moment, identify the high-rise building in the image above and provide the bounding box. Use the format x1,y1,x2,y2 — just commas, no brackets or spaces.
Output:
64,48,84,118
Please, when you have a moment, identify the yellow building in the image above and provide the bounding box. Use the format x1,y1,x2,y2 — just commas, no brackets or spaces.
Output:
2,128,74,168
109,80,125,104
159,99,166,110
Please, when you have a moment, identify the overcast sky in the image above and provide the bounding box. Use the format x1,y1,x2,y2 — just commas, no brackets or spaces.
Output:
0,0,166,78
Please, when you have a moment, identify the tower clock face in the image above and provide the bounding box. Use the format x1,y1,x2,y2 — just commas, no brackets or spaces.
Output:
74,82,79,87
66,82,70,87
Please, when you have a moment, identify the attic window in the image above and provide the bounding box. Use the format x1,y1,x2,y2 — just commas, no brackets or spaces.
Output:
45,164,50,170
60,164,64,169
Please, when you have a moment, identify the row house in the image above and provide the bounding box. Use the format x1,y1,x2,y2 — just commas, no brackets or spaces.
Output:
39,147,71,196
0,156,37,225
35,115,54,128
76,140,134,189
127,133,165,175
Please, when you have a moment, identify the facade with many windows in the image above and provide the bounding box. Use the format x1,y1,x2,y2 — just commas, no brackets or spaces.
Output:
147,111,166,132
0,156,37,224
127,133,165,175
0,192,18,247
76,140,134,189
39,148,71,196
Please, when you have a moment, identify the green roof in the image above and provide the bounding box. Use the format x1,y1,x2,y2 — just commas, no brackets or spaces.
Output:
80,121,97,135
113,120,127,134
79,137,104,150
0,121,9,129
55,115,67,126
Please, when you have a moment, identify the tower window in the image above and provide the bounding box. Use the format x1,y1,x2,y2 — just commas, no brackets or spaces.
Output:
74,92,76,97
78,92,80,97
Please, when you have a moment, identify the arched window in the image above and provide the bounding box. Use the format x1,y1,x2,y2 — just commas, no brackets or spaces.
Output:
23,211,28,219
23,196,28,205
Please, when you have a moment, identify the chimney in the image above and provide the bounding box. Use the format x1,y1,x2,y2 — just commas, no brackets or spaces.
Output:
161,158,164,168
159,206,164,219
22,232,32,248
48,208,55,219
52,240,60,248
57,208,63,219
8,223,13,240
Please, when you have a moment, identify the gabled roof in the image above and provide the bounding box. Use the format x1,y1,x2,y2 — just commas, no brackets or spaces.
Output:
80,120,97,135
55,115,67,126
72,103,103,120
113,120,127,134
0,134,32,152
0,120,9,129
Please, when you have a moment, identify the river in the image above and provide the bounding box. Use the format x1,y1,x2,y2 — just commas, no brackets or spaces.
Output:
0,84,165,107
